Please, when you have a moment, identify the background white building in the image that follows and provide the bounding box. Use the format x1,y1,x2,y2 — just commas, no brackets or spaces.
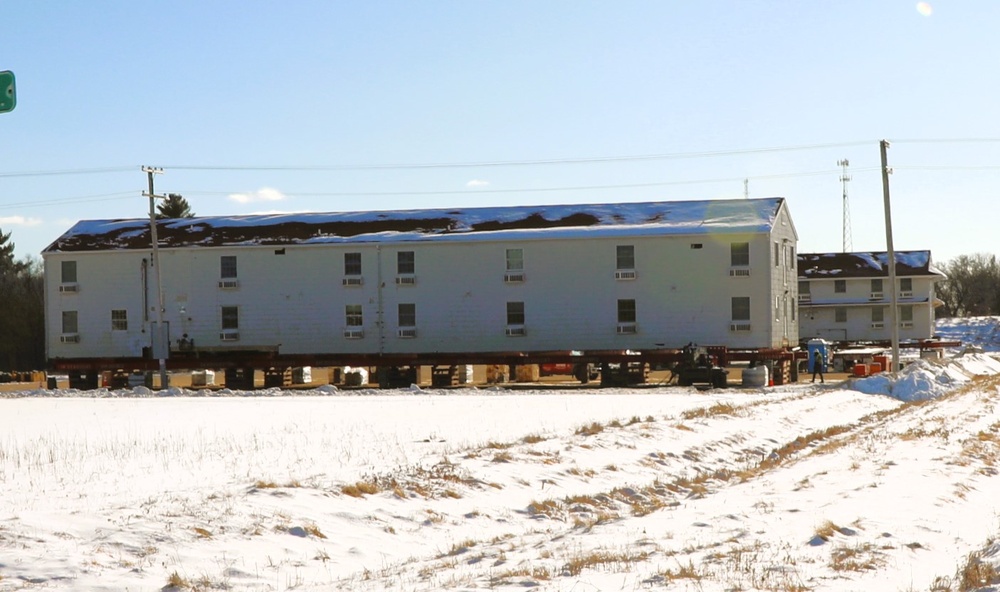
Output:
797,251,945,343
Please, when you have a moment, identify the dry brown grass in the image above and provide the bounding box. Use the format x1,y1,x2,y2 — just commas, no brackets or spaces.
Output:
563,549,650,576
957,546,1000,591
575,422,605,436
829,543,885,572
305,523,327,539
681,402,739,420
166,571,189,589
659,559,704,581
192,527,212,539
522,433,547,444
341,480,381,497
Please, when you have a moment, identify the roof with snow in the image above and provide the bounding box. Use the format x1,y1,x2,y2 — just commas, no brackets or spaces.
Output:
43,197,788,252
798,251,945,279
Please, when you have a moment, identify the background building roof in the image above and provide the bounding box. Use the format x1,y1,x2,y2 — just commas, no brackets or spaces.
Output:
798,251,945,279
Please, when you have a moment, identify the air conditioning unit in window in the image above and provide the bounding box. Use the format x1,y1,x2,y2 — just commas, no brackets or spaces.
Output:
398,328,417,338
343,328,364,339
59,283,80,293
60,334,80,344
729,322,752,332
503,272,525,283
900,321,914,329
899,290,913,299
870,322,885,329
395,276,416,286
343,277,364,286
218,279,240,289
614,270,637,280
729,268,751,277
505,326,526,337
798,293,811,303
616,323,637,335
219,331,240,341
868,292,883,301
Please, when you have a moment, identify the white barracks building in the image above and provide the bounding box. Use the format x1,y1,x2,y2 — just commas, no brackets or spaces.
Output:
43,197,799,368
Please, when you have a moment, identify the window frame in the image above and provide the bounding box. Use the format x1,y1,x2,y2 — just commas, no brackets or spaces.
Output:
617,299,637,324
111,309,128,331
506,301,525,326
505,248,524,271
344,252,362,276
616,245,635,270
834,279,847,293
398,303,416,327
345,304,363,327
397,251,415,275
61,310,78,334
220,256,238,279
731,296,750,321
835,307,847,323
61,260,78,283
730,242,750,267
221,306,239,330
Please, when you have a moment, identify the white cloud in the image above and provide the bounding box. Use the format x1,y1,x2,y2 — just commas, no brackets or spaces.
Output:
228,187,287,204
466,179,490,188
0,215,43,226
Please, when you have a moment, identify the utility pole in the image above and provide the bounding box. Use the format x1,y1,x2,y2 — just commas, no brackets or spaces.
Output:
879,141,900,375
142,166,169,389
838,159,853,252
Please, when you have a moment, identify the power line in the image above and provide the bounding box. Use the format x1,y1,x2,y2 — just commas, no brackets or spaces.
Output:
0,166,135,179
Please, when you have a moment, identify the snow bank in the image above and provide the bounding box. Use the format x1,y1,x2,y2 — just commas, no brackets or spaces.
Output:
852,351,1000,402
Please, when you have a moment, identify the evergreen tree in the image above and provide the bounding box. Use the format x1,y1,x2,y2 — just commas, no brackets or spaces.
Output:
156,193,195,219
0,228,24,273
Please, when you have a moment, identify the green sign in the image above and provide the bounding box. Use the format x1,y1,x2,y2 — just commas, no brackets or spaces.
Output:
0,71,15,113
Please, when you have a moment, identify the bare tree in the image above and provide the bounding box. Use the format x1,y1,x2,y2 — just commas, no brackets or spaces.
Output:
936,253,1000,318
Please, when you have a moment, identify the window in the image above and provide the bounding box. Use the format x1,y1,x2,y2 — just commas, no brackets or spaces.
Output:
900,277,913,292
111,309,127,331
221,306,239,330
774,242,780,267
901,305,914,322
618,299,636,323
835,307,847,323
506,301,525,325
344,252,362,276
731,297,750,321
62,310,78,333
799,281,810,294
398,303,416,327
220,256,237,279
397,251,415,275
505,248,523,271
616,245,635,270
690,243,703,249
872,307,884,323
61,260,78,283
345,304,363,327
834,279,846,293
731,242,750,267
871,279,883,293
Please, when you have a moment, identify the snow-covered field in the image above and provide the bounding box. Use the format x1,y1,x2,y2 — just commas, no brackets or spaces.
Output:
4,321,1000,591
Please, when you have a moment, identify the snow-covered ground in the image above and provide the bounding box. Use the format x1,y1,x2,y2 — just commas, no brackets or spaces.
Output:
3,321,1000,591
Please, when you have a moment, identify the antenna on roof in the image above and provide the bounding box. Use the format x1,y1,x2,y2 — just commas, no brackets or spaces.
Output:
838,159,852,252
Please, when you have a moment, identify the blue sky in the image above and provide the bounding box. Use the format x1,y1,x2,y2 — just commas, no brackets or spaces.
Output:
2,1,998,262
